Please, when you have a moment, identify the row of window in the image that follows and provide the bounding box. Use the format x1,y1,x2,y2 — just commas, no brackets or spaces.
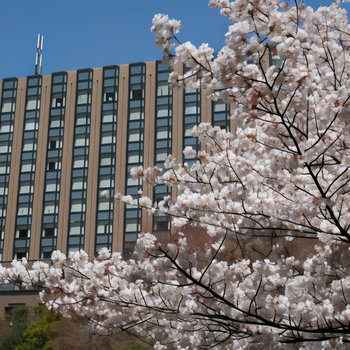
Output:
0,79,17,260
14,76,42,259
153,62,172,232
95,66,119,253
40,72,67,259
67,70,93,255
212,100,230,130
124,64,146,254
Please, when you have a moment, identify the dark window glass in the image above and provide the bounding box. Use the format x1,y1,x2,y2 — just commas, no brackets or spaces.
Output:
105,92,114,102
42,251,52,259
19,229,28,238
16,252,26,259
45,228,55,237
131,89,142,100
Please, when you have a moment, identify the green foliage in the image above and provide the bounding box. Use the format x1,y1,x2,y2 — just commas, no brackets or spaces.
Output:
0,305,153,350
0,307,29,350
14,307,61,350
0,306,61,350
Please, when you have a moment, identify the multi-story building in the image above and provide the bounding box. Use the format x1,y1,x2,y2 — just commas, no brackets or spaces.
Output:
0,61,231,317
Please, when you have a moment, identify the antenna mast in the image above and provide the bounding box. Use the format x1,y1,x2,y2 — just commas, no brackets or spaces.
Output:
35,34,44,75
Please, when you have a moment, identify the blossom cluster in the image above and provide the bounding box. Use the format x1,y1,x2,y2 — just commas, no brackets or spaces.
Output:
3,0,350,348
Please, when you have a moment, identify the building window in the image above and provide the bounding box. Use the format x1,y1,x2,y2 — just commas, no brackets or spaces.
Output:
131,89,142,100
104,92,114,102
44,228,55,237
16,252,27,259
154,215,171,231
55,97,64,107
212,100,230,130
77,92,90,105
1,101,15,113
48,162,56,171
18,229,28,238
26,97,40,110
42,251,52,259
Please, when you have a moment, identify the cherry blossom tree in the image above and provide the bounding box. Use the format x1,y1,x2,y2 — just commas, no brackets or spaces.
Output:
3,0,350,348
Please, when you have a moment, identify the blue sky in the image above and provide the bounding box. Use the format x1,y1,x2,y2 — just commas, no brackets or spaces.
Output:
0,0,347,79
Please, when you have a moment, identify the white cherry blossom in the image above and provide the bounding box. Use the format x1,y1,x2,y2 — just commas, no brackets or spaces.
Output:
2,1,350,349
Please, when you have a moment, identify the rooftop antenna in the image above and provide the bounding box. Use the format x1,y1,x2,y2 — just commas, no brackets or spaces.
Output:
35,34,44,75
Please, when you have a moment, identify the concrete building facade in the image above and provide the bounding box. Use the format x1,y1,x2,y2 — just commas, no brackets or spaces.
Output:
0,61,232,318
0,61,231,266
